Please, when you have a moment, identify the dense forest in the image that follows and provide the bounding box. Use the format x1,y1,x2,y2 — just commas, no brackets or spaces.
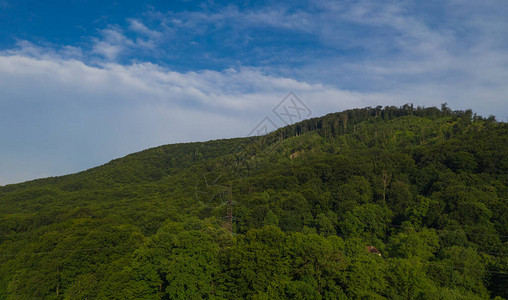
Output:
0,104,507,299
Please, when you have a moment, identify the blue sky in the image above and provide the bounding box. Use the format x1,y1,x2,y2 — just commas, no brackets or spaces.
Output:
0,0,507,185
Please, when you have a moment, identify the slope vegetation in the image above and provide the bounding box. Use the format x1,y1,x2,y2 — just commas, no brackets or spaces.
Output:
0,105,507,299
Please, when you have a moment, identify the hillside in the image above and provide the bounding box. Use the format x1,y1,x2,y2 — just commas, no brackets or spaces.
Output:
0,105,507,299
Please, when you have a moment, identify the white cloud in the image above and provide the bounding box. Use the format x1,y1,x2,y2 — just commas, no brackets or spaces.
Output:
90,22,163,60
91,27,132,60
4,40,84,60
128,19,162,39
160,5,314,34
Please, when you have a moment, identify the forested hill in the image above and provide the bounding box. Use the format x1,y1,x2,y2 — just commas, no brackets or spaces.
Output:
0,105,507,299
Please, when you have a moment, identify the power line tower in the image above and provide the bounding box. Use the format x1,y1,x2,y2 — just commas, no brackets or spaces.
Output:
224,184,233,234
194,175,236,234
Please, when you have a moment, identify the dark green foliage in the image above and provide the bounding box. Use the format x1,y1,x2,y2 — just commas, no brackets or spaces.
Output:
0,104,507,299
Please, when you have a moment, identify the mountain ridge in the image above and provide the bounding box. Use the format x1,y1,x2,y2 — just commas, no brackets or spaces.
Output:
2,103,497,189
1,104,507,299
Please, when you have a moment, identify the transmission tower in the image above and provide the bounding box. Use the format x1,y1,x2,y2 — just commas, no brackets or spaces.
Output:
194,175,236,234
225,184,233,233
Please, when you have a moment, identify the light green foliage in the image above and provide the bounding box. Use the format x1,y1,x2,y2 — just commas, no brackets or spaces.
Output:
338,203,392,239
389,228,439,260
